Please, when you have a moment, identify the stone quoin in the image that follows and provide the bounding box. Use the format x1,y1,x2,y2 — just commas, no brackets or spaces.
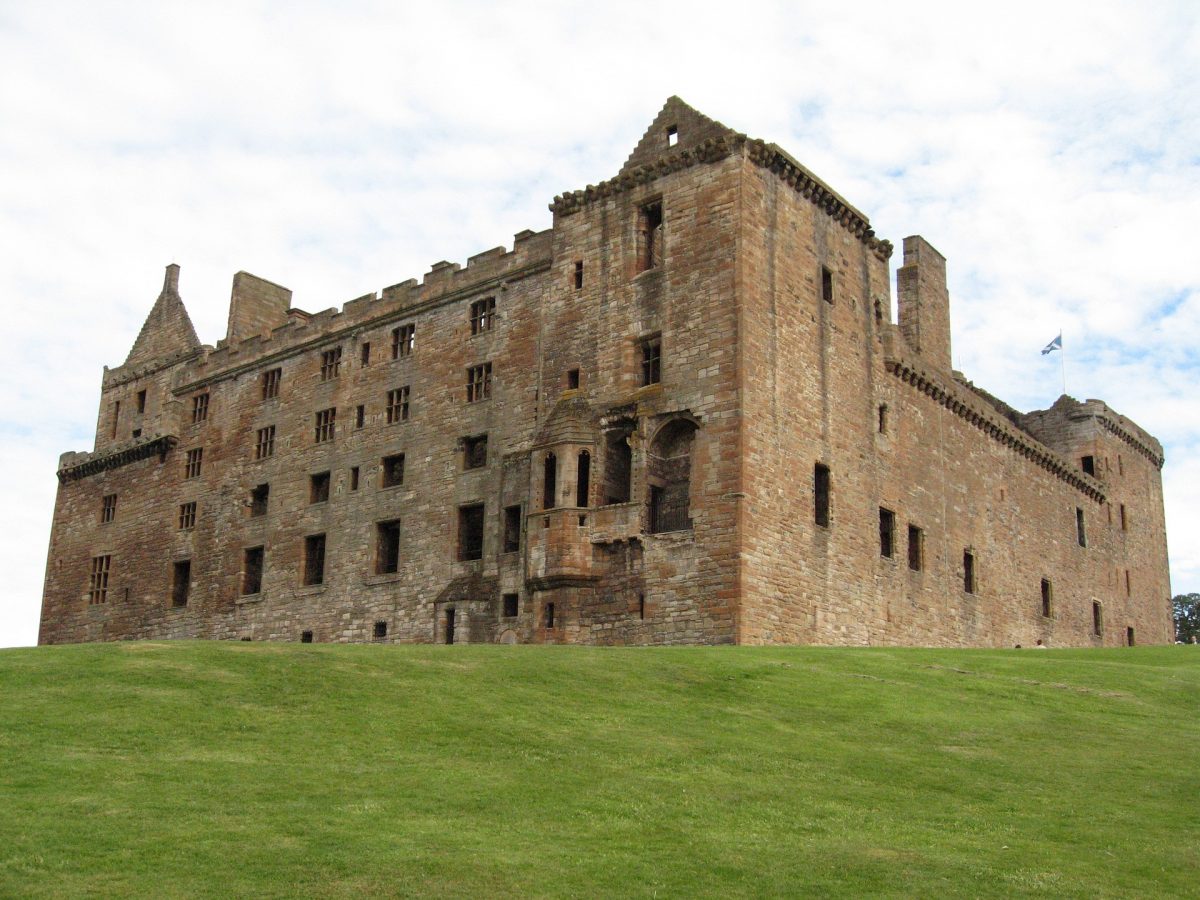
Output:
39,98,1172,647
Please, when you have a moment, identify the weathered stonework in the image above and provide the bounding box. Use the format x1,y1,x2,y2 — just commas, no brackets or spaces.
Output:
39,98,1173,647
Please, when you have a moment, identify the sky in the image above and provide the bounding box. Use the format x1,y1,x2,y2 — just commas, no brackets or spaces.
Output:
1,1,1197,647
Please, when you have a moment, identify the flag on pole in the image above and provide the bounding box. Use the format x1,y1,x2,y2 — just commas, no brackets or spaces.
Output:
1041,333,1062,355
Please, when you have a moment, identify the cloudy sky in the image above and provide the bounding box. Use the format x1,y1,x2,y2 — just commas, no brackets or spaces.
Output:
1,1,1196,647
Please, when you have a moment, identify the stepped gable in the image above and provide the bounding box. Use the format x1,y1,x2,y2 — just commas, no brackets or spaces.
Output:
618,96,739,175
123,264,201,367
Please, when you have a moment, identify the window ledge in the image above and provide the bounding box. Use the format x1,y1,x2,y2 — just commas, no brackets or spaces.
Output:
237,592,264,606
363,572,403,586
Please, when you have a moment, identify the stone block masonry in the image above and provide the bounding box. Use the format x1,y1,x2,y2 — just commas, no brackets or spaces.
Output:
39,97,1172,647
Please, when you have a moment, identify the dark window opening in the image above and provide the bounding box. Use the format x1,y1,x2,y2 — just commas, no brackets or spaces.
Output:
382,453,405,488
577,450,591,508
350,467,359,491
470,296,496,335
1118,455,1124,476
467,362,492,403
638,593,645,620
445,608,456,644
320,346,342,381
301,630,313,643
879,508,895,558
310,471,330,504
1093,601,1103,637
136,389,147,413
641,337,661,386
1041,578,1053,617
360,342,371,366
1127,626,1135,647
878,404,888,434
172,560,190,608
1120,504,1128,531
502,593,519,618
392,323,415,358
192,393,209,424
821,266,833,303
250,484,269,517
1076,507,1087,547
243,546,264,595
303,534,325,586
1125,569,1131,596
132,428,141,439
458,504,485,561
874,299,883,325
543,453,557,510
545,602,556,629
963,550,976,594
814,463,830,528
647,419,696,533
574,260,583,290
111,400,120,438
604,430,633,504
315,407,336,443
907,524,924,571
101,493,117,524
463,434,488,469
578,514,587,527
185,448,203,479
638,200,663,271
376,520,401,574
178,501,197,530
1081,455,1095,475
667,125,678,147
567,368,580,390
262,368,281,400
503,505,522,553
373,620,387,640
355,405,365,429
386,386,410,424
88,555,110,604
255,425,275,459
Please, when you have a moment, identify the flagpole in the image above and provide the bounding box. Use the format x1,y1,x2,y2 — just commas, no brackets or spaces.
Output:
1059,329,1066,396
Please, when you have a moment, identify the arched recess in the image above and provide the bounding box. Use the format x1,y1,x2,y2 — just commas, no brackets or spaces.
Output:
646,418,698,533
603,428,633,505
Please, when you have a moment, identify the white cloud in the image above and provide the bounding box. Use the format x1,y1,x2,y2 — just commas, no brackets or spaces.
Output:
2,0,1197,646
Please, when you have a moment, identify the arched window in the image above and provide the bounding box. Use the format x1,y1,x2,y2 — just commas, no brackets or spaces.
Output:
576,450,590,508
543,452,557,510
647,419,697,533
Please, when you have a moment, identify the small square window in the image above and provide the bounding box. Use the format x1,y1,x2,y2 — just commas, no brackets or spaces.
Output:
250,484,269,517
667,125,678,147
373,620,388,640
310,471,330,504
320,347,342,381
463,434,488,470
502,593,519,617
191,393,209,424
567,368,580,390
1081,455,1095,475
301,630,313,643
382,453,405,488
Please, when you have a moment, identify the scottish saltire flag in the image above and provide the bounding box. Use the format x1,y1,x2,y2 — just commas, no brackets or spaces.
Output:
1041,333,1062,355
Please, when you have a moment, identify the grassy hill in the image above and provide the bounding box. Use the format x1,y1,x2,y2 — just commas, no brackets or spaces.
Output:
0,642,1197,898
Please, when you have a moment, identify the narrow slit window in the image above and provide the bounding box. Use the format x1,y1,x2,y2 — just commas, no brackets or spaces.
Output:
172,560,191,608
821,266,834,303
136,389,147,414
355,405,365,429
503,505,521,553
360,342,371,366
1120,504,1127,531
878,404,888,434
1076,507,1087,547
349,467,359,492
879,508,895,558
576,451,591,508
638,200,663,271
543,453,557,510
963,550,976,594
1041,578,1053,617
813,463,830,528
567,368,580,390
545,602,556,629
1092,601,1103,637
101,494,117,524
574,260,583,290
641,337,661,386
907,524,923,571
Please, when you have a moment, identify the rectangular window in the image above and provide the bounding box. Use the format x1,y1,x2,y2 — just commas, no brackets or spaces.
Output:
638,199,663,271
185,448,203,479
1041,578,1053,617
963,550,976,594
545,602,556,629
262,367,281,400
502,593,519,617
641,337,661,386
303,534,325,586
250,484,268,517
392,323,415,359
1076,507,1087,547
255,425,275,459
88,554,111,604
136,389,147,413
355,405,365,429
574,260,583,290
1092,601,1103,637
503,504,522,553
301,630,313,644
360,342,371,366
172,560,191,608
458,503,485,561
100,493,117,524
310,471,330,504
381,453,405,488
466,362,492,403
1081,455,1095,475
386,386,410,424
243,546,264,595
813,463,830,528
191,393,209,424
907,524,923,571
178,501,197,530
373,621,387,641
320,347,342,381
470,296,496,335
463,434,488,469
1127,626,1135,647
314,408,336,443
567,368,580,390
349,467,359,491
879,508,895,558
376,520,401,574
821,266,833,303
878,404,888,434
1120,504,1128,531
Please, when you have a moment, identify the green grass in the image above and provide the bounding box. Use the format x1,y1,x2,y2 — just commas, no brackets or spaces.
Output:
0,643,1197,898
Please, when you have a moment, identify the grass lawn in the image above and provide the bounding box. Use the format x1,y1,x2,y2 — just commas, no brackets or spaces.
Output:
0,642,1197,898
